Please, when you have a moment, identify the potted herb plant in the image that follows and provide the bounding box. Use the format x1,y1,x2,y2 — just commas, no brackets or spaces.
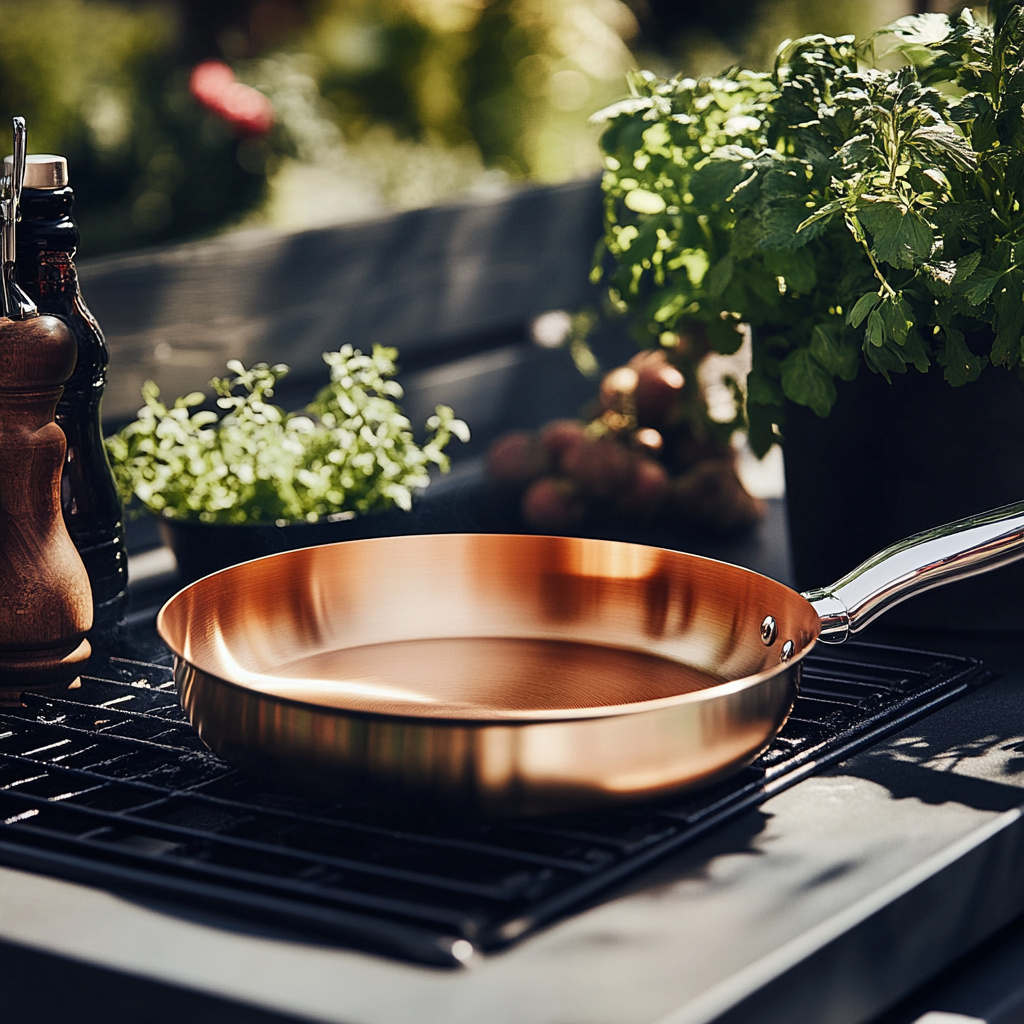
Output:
106,344,469,580
592,2,1024,628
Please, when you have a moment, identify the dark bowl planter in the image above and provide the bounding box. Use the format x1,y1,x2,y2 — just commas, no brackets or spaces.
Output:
158,505,420,583
783,365,1024,631
156,468,784,588
153,470,514,584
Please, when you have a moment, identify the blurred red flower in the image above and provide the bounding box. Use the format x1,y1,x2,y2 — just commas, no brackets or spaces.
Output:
189,61,274,139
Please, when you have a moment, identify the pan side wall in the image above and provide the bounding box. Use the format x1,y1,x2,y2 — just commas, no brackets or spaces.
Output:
175,658,802,816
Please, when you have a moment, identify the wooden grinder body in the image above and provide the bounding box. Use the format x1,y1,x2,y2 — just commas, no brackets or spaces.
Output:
0,313,93,701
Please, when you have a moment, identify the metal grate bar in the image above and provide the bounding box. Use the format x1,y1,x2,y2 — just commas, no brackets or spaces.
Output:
0,638,992,967
0,747,613,875
0,787,558,907
0,833,467,965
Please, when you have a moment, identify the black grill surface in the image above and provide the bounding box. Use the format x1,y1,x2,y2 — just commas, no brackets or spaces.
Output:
0,632,990,966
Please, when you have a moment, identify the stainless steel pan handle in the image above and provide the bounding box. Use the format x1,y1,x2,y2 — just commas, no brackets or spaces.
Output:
803,500,1024,643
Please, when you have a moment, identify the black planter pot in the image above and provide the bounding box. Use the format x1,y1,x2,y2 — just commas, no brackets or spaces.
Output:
154,471,519,584
159,506,419,583
783,366,1024,631
157,465,784,588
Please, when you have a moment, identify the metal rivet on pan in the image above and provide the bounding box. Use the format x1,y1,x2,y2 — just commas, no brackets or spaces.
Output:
780,640,795,662
760,615,777,646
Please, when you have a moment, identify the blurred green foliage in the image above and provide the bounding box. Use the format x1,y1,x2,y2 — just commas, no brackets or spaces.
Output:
0,0,267,255
0,0,640,253
300,0,636,179
241,0,640,229
0,0,917,256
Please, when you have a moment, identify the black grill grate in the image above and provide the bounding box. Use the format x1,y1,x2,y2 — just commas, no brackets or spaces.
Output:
0,635,990,966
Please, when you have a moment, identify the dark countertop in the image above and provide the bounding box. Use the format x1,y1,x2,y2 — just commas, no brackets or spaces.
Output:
4,491,1024,1024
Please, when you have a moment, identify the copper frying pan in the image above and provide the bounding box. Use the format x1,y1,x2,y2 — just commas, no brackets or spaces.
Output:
157,502,1024,816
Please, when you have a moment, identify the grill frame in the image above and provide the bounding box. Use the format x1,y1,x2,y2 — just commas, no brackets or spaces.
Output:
0,633,991,967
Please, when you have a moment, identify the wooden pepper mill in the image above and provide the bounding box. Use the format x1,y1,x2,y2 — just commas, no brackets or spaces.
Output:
0,118,92,703
12,153,129,636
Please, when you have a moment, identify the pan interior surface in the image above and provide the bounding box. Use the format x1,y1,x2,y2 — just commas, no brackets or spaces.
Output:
269,636,727,718
159,533,819,720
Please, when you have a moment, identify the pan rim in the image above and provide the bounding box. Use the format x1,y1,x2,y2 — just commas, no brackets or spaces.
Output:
159,532,820,725
168,635,817,725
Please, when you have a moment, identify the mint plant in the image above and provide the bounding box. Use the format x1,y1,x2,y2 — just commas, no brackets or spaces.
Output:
593,2,1024,454
106,345,469,524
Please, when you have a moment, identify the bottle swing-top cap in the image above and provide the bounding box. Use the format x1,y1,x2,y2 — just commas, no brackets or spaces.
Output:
2,153,68,190
0,117,38,320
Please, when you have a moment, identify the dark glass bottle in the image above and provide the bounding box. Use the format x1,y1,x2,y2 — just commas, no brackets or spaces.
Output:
12,155,127,636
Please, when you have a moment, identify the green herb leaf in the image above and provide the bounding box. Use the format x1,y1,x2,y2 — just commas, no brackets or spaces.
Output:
707,315,744,355
971,106,999,150
872,12,952,49
757,200,823,250
797,198,845,233
939,327,983,385
689,158,748,207
909,124,977,170
961,266,1005,305
865,307,886,348
764,248,817,293
809,322,859,381
952,251,983,283
879,294,913,345
706,254,735,298
746,369,783,406
847,291,880,328
864,338,909,381
902,329,932,372
858,204,934,269
746,400,778,458
992,268,1024,367
780,349,837,417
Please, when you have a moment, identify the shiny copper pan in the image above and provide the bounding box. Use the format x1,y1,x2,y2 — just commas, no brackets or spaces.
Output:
157,504,1024,816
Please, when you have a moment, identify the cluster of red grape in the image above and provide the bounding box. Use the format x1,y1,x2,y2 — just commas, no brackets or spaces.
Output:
487,348,762,536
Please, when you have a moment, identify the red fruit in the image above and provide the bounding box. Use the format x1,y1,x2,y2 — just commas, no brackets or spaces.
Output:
598,365,639,414
487,431,549,488
674,324,712,362
521,477,586,530
560,436,635,499
615,457,668,520
627,349,685,428
663,461,764,536
633,427,663,454
662,424,732,473
540,419,588,459
626,349,661,371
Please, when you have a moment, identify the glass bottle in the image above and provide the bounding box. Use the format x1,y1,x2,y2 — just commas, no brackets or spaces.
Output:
10,154,127,636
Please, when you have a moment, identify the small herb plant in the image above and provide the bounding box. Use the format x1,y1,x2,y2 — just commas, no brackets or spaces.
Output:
593,2,1024,454
106,345,470,524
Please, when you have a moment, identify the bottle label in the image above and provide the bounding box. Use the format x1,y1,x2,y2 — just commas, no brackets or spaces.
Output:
31,250,78,297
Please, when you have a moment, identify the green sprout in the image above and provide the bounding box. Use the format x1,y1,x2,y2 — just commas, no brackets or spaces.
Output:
105,344,470,524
